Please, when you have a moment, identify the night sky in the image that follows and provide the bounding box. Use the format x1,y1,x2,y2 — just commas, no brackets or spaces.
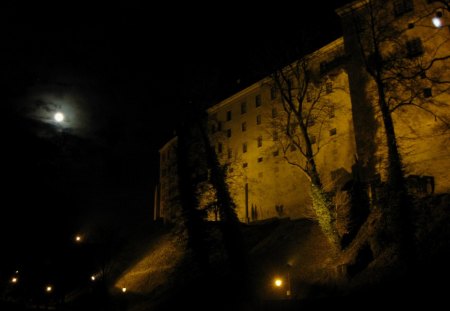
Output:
1,0,352,287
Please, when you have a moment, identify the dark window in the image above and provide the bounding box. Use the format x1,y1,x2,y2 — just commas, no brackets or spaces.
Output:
257,157,263,163
242,122,247,132
243,163,248,168
241,102,247,114
330,128,337,136
226,110,232,121
272,107,278,118
218,143,223,153
406,38,424,58
270,87,277,100
256,115,262,125
394,0,414,17
229,167,234,173
273,150,279,157
243,143,247,153
423,88,432,98
255,95,262,107
227,129,232,138
273,131,279,141
257,136,263,147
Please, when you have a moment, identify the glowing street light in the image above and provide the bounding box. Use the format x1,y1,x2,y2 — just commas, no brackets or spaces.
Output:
274,278,283,287
122,287,127,293
91,275,96,281
54,112,65,123
75,235,82,243
46,285,53,293
11,277,18,284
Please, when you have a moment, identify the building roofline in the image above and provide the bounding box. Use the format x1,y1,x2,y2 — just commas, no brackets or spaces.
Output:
336,0,368,17
159,136,178,153
207,37,344,114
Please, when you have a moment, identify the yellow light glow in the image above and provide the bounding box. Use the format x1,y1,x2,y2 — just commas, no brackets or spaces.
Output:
54,112,64,123
122,287,127,293
11,277,18,283
75,235,82,242
46,286,52,292
274,278,283,287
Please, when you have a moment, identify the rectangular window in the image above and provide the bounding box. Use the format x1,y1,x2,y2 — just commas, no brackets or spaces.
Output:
273,150,279,157
256,115,262,125
257,157,263,163
227,129,232,138
406,38,424,58
218,143,223,154
242,122,247,132
326,82,333,94
255,95,262,107
423,88,432,98
227,148,232,159
243,163,248,168
257,136,263,147
270,87,277,100
394,0,414,17
273,131,279,141
241,102,247,114
226,110,232,121
272,107,278,118
243,143,247,153
330,128,337,136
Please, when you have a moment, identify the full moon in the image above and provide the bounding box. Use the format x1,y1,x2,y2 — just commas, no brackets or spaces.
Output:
54,112,65,122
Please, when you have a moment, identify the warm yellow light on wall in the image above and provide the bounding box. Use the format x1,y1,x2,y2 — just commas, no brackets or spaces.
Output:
274,278,283,287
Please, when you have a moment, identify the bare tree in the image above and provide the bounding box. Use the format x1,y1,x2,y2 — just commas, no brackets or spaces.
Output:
269,41,349,250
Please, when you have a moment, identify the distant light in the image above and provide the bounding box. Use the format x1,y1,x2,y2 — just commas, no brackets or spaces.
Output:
91,275,96,281
46,286,53,293
11,277,18,283
432,17,442,28
274,278,283,287
15,270,19,274
75,235,82,242
54,112,65,123
122,287,127,293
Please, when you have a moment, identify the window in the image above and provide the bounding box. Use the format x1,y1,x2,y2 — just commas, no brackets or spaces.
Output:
257,136,263,147
330,128,337,136
227,129,232,138
257,157,263,163
241,102,247,114
256,115,262,125
243,143,247,153
272,107,278,118
273,150,279,157
270,87,277,100
243,163,248,168
273,131,279,141
423,88,432,98
226,110,232,121
406,38,424,58
218,143,223,153
255,95,261,107
329,106,335,118
228,148,232,159
326,82,333,94
394,0,414,17
241,122,247,132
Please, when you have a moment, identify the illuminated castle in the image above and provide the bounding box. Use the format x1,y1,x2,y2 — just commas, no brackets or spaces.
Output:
156,0,450,223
